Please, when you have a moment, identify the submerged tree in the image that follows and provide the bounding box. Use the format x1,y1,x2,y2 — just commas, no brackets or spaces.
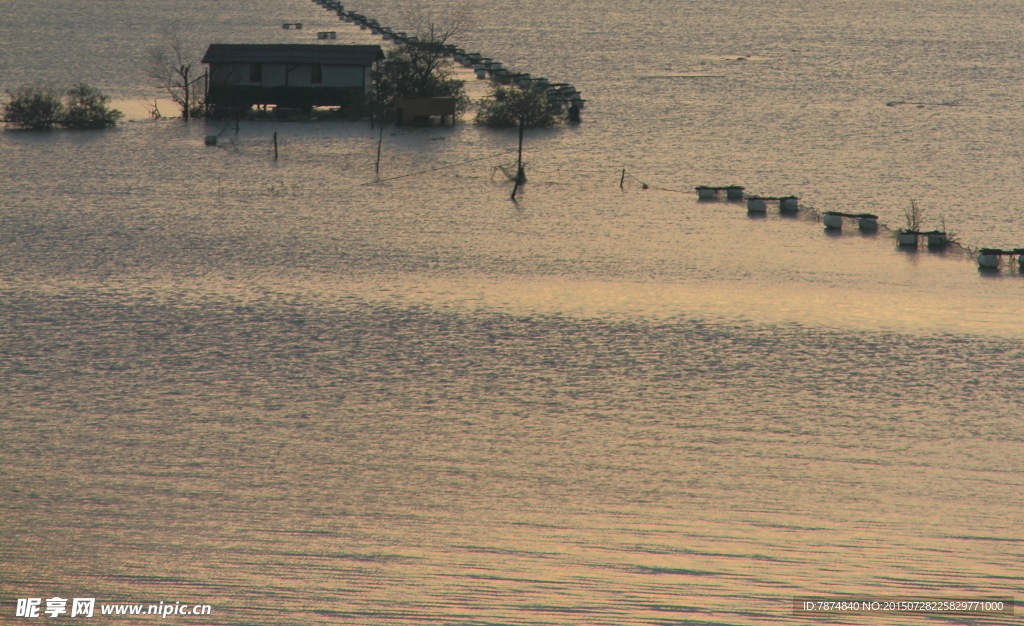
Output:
903,198,924,232
147,26,205,120
62,83,123,128
475,84,565,128
372,8,472,118
2,86,65,130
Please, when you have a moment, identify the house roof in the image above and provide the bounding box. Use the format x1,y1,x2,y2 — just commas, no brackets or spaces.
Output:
202,44,384,66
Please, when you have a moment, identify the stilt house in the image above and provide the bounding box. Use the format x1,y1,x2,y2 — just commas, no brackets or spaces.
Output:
202,44,384,109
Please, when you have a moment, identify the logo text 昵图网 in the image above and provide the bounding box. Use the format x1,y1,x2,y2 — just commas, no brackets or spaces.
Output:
15,598,212,619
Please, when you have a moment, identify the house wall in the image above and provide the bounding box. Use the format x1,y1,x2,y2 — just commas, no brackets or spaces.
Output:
211,63,366,88
323,65,365,88
210,64,247,85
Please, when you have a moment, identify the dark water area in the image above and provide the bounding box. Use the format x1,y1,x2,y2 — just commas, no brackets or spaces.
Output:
2,0,1023,623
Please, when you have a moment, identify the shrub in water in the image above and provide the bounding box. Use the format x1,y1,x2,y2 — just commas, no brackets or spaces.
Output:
475,84,564,128
2,84,123,130
2,86,65,129
373,42,470,117
62,83,123,129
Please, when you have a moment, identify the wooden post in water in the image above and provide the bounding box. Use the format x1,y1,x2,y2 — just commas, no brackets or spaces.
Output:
620,168,626,189
517,116,524,177
273,132,278,160
511,117,525,200
375,121,384,176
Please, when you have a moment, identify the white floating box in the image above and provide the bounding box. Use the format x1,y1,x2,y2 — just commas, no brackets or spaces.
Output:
977,253,1000,268
897,231,917,246
823,213,843,229
746,197,767,212
858,217,878,231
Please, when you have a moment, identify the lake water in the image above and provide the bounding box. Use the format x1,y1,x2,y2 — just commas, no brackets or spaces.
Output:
1,0,1021,624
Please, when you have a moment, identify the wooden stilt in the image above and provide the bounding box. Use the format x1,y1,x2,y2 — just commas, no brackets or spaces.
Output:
375,122,384,175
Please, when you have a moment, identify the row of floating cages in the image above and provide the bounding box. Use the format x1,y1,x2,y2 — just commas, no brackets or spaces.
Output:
694,186,799,212
696,185,745,200
977,248,1024,270
746,195,800,213
688,174,1016,274
549,82,578,96
823,211,878,231
308,0,401,41
895,229,948,248
306,0,581,108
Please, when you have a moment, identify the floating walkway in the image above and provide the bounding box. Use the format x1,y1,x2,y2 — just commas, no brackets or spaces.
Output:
822,211,879,232
894,229,948,248
695,185,744,200
686,185,1024,272
308,0,584,111
977,248,1024,270
694,186,798,213
747,195,799,213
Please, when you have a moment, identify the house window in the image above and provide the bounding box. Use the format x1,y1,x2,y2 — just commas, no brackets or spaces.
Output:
311,64,323,84
249,63,262,83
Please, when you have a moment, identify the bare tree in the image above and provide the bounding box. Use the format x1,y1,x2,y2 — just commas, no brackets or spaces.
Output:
147,26,204,120
373,5,473,114
401,2,473,46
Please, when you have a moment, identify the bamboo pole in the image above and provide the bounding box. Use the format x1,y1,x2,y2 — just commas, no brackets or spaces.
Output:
511,116,525,199
375,121,384,175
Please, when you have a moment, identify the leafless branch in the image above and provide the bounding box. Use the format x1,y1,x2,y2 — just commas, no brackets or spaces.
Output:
147,25,202,120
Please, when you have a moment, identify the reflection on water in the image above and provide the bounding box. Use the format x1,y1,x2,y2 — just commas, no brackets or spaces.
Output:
1,0,1023,623
2,285,1020,624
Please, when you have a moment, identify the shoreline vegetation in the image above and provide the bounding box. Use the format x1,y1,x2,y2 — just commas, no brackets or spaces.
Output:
1,83,123,130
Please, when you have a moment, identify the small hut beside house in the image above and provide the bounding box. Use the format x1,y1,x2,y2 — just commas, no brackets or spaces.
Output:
202,44,384,110
391,97,457,125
